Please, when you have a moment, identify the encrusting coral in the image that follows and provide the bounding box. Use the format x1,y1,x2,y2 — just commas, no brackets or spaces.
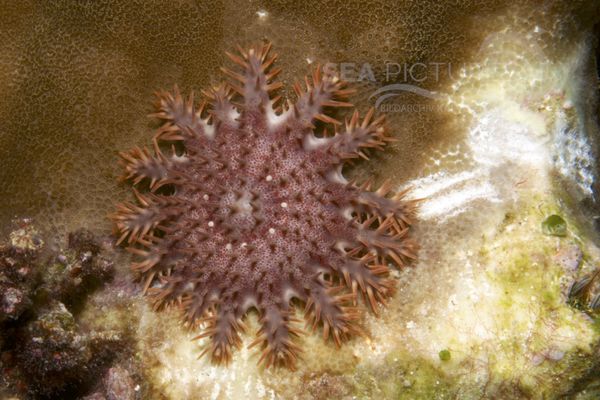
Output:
112,42,418,369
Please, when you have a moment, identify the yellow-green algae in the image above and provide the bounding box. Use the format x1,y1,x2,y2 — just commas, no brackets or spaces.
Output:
340,198,598,399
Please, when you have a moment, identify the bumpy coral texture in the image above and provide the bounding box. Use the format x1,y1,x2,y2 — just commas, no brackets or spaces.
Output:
112,43,417,368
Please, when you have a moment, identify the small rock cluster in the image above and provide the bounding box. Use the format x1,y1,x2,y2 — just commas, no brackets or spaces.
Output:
0,220,139,399
0,220,43,324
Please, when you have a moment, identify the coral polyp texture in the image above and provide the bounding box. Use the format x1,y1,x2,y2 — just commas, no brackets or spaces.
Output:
111,43,418,369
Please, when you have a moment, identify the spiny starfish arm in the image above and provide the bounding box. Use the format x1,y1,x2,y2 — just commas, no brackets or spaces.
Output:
111,192,190,245
249,305,303,369
326,108,390,161
355,215,418,267
118,141,184,191
151,85,212,141
197,307,245,365
130,218,212,293
180,288,214,326
390,188,421,227
354,183,420,229
337,258,395,315
126,239,183,293
145,274,187,310
111,199,163,246
291,66,354,129
304,284,362,346
220,42,281,111
202,84,240,129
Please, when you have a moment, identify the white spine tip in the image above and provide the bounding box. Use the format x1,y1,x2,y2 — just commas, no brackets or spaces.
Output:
203,194,209,201
266,175,273,182
280,202,288,208
225,243,233,250
208,221,215,227
268,228,275,235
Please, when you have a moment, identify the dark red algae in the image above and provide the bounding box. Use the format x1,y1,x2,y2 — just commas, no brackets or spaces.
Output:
111,42,418,369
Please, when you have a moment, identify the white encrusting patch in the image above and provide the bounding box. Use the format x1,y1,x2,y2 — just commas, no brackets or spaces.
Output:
419,180,499,220
202,120,215,139
303,132,331,151
341,206,354,220
266,101,290,127
408,170,477,200
406,108,550,222
140,25,600,400
241,296,257,311
228,108,240,123
334,240,351,253
225,243,233,251
171,153,189,163
326,165,348,184
283,288,300,302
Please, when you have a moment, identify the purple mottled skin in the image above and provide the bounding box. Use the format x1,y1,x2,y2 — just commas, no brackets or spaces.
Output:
112,42,418,369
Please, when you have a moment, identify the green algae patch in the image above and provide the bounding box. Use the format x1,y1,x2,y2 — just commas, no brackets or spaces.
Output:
337,198,600,400
492,252,563,312
438,349,451,361
474,204,599,397
593,317,600,334
542,214,568,237
352,353,456,400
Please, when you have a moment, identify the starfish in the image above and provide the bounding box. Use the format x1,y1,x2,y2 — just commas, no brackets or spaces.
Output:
111,42,418,369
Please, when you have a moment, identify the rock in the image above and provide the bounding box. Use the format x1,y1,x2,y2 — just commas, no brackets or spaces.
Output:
8,220,43,251
0,222,128,398
41,230,114,306
554,244,584,300
0,240,38,323
554,244,583,272
68,229,101,256
18,301,123,396
82,393,107,400
1,288,25,320
105,366,136,400
18,302,91,394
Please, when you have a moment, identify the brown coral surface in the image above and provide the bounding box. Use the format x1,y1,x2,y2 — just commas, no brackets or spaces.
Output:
112,43,417,368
